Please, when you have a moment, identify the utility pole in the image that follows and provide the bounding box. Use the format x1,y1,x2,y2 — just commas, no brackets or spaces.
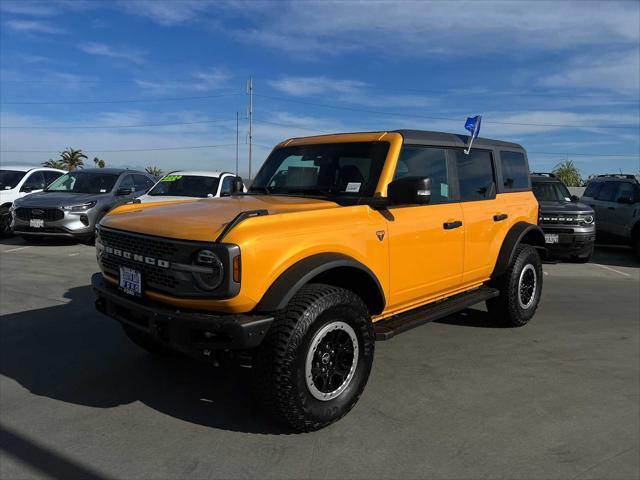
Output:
235,111,239,176
247,76,253,180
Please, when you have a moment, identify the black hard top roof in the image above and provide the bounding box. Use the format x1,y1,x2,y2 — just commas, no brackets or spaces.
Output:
394,130,524,150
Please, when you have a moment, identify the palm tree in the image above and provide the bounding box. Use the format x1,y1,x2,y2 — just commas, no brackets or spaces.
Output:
59,148,87,171
93,157,106,168
552,159,582,187
145,166,163,177
42,159,65,169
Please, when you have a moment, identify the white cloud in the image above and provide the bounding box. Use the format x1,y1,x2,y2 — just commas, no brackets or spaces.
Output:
4,19,63,34
117,0,216,26
0,1,57,16
135,68,230,94
538,49,640,95
79,42,145,64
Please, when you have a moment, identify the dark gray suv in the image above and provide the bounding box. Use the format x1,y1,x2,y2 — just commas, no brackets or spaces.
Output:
11,168,155,243
581,174,640,257
531,173,596,262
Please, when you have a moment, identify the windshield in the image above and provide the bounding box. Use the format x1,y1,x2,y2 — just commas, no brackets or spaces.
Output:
0,170,27,190
148,175,220,198
250,142,390,197
46,172,119,194
532,180,572,202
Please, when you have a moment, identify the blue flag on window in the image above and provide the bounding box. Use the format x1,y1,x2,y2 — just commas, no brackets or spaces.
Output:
465,115,481,138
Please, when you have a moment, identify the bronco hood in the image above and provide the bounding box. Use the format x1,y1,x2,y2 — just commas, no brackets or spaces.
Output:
537,199,594,216
101,195,339,241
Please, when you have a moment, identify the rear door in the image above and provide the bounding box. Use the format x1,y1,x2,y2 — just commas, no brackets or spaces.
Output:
608,182,639,238
386,145,464,310
452,149,510,284
592,181,619,235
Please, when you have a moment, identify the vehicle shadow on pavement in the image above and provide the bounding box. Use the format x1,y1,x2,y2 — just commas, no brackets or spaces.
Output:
0,286,290,435
593,245,640,268
0,236,80,247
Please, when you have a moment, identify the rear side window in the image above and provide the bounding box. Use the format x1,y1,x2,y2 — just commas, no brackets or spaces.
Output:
394,146,451,204
499,151,529,190
615,182,636,202
595,181,619,202
220,175,234,195
453,149,496,201
583,181,603,198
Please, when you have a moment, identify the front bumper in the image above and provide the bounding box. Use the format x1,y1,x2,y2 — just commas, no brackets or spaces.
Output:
92,273,273,356
12,209,95,238
541,227,595,257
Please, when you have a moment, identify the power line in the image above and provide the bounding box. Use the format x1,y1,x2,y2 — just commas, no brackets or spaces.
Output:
0,118,244,129
253,118,331,133
254,94,640,131
0,92,242,105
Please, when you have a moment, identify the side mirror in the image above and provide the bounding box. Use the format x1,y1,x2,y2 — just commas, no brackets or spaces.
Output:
571,195,579,202
387,176,431,205
231,176,245,194
21,185,33,193
617,196,633,204
116,187,134,196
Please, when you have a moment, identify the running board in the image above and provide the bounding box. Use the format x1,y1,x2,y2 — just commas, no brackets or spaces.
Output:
374,286,500,341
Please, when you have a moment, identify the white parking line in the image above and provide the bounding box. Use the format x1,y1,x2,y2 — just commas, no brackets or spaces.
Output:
591,263,632,278
3,246,30,253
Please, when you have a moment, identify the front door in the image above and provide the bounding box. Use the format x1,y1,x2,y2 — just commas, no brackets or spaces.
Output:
386,145,464,311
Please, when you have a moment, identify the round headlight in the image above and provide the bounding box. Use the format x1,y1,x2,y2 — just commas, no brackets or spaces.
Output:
582,215,594,224
193,250,224,291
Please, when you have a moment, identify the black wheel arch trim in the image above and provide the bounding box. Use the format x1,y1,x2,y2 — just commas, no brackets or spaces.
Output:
492,221,546,278
254,252,386,314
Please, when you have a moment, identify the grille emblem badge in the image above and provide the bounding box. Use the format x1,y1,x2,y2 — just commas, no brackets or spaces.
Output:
32,209,44,216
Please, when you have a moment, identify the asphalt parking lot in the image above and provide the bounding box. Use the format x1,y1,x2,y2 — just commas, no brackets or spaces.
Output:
1,237,638,480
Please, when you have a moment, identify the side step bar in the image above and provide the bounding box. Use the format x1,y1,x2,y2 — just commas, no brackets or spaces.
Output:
374,286,499,341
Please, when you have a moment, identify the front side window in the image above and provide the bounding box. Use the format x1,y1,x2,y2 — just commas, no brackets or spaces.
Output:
394,146,451,204
148,175,221,198
595,181,619,202
250,142,390,197
453,149,496,201
21,171,46,191
220,175,234,195
532,181,572,202
583,181,603,198
46,172,119,194
0,170,26,190
500,151,529,190
614,182,636,202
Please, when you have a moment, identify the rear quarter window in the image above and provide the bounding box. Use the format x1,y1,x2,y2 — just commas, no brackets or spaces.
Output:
499,151,529,190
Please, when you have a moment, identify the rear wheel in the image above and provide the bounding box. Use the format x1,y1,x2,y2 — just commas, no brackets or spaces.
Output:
253,284,374,432
487,244,543,327
121,324,173,356
0,207,12,237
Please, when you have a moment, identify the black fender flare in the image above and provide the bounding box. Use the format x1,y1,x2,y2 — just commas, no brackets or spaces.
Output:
1,202,13,211
491,222,546,278
254,253,386,313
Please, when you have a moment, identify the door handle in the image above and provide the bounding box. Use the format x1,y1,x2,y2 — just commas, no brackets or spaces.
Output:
443,220,463,230
493,213,508,222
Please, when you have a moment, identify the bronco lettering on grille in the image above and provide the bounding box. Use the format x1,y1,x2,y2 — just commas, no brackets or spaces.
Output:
104,246,171,268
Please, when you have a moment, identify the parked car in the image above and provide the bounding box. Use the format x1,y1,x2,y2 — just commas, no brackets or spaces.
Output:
531,173,595,262
581,174,640,256
11,168,156,243
0,166,65,236
137,170,243,203
92,130,545,431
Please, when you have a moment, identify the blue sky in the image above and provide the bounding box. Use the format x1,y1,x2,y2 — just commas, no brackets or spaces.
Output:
1,0,638,178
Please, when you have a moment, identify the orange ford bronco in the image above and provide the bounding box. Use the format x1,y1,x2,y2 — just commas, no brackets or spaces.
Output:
92,130,545,431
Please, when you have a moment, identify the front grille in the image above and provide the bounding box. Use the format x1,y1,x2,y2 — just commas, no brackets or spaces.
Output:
15,207,64,222
99,227,180,258
539,214,583,226
101,254,179,289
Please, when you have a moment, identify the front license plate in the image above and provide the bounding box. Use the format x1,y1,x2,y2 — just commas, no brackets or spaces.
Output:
545,233,559,244
119,266,142,296
29,218,44,228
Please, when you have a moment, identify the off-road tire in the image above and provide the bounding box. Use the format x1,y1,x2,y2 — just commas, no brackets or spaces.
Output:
253,283,374,432
487,244,542,327
121,324,173,356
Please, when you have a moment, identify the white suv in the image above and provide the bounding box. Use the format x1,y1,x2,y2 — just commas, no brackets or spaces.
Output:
0,165,65,235
137,171,243,203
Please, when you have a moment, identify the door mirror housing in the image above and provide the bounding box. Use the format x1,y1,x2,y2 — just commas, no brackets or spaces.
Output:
21,185,33,193
570,195,579,202
387,176,431,205
116,187,134,196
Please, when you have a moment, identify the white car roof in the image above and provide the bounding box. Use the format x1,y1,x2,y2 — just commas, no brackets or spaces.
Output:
1,165,65,172
162,170,233,178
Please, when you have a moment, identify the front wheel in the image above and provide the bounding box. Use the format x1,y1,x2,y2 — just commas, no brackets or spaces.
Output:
253,284,374,432
487,244,543,327
0,207,12,237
